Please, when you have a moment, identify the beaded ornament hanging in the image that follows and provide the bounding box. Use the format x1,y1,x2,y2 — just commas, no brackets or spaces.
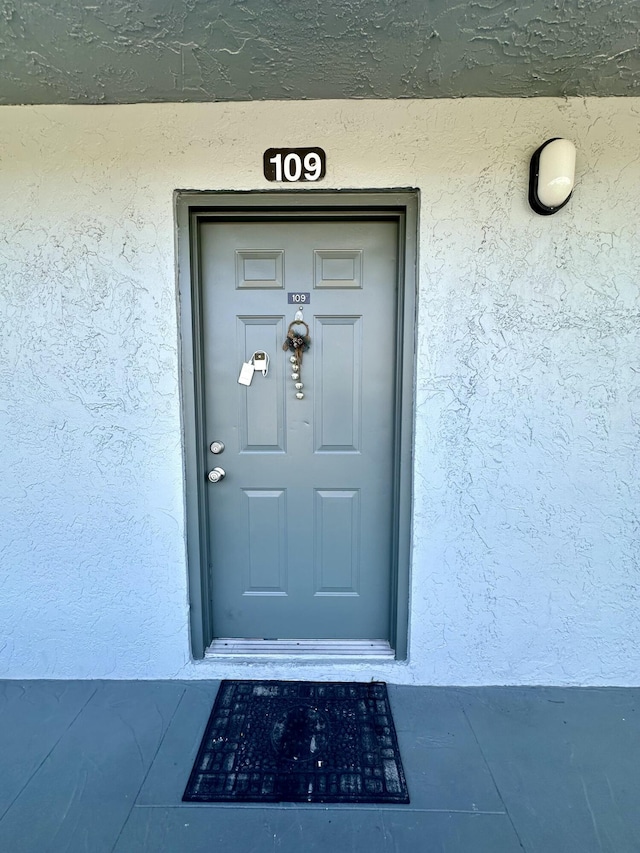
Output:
282,320,311,399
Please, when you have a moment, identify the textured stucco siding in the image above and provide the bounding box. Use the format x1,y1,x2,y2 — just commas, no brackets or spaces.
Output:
0,99,638,683
1,0,639,103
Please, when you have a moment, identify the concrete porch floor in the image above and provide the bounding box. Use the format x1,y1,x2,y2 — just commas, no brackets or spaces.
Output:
0,681,638,852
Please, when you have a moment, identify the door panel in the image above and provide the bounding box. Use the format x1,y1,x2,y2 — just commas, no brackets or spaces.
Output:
314,489,361,594
200,218,398,640
241,489,288,595
237,317,286,452
315,317,362,452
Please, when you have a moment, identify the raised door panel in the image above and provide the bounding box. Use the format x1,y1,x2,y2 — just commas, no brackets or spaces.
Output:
314,317,362,453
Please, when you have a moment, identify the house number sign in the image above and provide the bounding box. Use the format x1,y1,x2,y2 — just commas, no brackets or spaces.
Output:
288,292,310,304
263,147,326,183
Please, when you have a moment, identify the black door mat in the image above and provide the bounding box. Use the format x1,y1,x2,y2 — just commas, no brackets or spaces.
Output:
183,680,410,804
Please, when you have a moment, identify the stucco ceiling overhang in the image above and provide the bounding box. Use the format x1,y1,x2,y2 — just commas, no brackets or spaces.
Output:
0,0,638,105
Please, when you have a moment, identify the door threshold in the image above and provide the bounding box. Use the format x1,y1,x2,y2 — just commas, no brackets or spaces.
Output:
205,638,395,659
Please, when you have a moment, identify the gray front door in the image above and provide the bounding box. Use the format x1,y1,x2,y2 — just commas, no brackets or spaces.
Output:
200,216,399,641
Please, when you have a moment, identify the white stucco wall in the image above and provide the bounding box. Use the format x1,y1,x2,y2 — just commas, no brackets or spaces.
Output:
0,99,638,683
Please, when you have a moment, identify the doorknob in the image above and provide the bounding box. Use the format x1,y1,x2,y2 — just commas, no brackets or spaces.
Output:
207,467,226,483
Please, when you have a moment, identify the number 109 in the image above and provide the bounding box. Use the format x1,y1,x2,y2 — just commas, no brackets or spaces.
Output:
269,152,323,182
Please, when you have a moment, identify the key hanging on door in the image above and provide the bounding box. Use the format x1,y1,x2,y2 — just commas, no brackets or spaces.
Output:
238,351,270,385
252,351,269,376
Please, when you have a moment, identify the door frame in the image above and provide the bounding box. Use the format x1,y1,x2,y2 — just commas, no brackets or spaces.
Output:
175,190,418,661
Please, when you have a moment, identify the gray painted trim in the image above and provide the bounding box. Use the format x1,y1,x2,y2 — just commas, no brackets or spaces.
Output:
176,200,206,659
176,189,418,661
392,198,418,662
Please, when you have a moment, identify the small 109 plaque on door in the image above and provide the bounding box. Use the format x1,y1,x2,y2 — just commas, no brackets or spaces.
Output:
263,148,326,183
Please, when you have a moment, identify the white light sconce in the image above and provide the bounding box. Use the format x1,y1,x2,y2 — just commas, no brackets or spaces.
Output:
528,138,576,215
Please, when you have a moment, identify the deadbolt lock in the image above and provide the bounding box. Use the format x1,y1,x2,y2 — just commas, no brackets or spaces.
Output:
209,441,225,454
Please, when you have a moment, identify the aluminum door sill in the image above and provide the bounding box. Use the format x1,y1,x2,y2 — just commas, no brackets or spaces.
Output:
205,639,395,659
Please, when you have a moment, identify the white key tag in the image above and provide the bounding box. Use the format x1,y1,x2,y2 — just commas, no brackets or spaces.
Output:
238,361,255,386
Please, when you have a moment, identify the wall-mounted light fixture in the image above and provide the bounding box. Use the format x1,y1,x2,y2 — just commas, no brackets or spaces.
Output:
529,138,576,215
